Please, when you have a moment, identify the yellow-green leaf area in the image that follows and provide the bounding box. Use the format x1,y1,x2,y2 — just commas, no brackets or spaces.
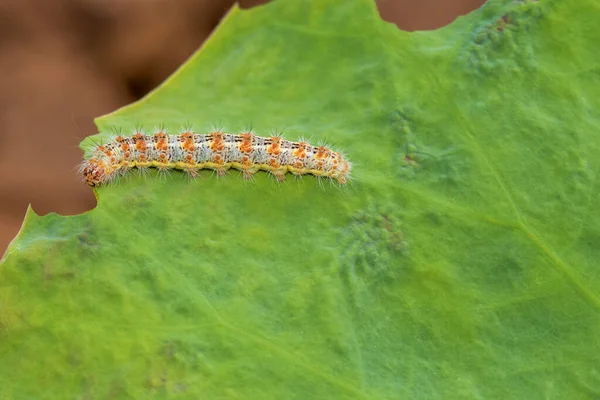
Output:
2,0,600,398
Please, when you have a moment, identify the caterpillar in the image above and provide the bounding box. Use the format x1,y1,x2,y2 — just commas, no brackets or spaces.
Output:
80,129,351,187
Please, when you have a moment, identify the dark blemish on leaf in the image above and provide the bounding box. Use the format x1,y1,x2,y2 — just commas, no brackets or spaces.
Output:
390,107,423,179
76,224,100,261
426,211,444,227
495,14,510,32
338,203,406,279
162,341,177,360
77,231,98,250
463,0,544,71
42,242,76,282
403,153,417,166
391,108,414,139
398,143,467,185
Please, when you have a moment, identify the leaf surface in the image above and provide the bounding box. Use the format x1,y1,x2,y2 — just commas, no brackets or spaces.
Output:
1,0,600,398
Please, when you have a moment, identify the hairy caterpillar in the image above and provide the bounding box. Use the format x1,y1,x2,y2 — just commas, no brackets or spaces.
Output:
80,129,351,186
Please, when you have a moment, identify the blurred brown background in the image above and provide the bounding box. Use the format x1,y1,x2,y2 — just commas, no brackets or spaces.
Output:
0,0,484,255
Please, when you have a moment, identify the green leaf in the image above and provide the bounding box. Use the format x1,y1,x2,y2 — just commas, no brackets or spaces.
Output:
2,0,600,398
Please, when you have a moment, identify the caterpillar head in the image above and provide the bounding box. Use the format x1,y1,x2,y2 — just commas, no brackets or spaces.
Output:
81,159,107,187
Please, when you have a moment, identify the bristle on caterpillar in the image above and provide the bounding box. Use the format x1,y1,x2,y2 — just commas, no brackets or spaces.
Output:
80,129,351,187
